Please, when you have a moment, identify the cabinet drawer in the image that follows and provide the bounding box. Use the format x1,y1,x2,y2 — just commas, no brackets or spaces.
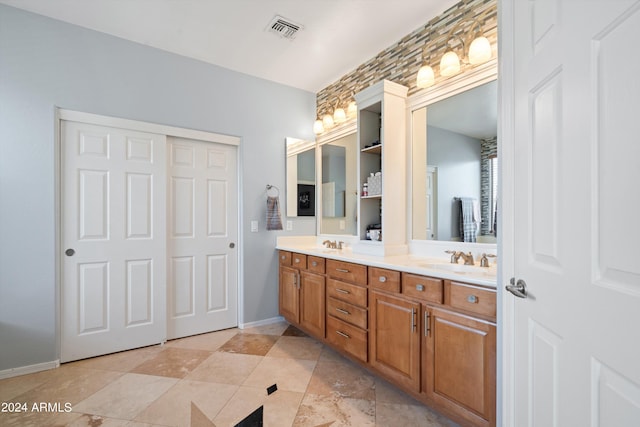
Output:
326,316,368,363
279,251,291,266
307,256,325,274
447,281,496,319
291,253,307,269
401,273,444,304
326,259,367,285
368,267,400,293
327,297,367,329
327,279,367,307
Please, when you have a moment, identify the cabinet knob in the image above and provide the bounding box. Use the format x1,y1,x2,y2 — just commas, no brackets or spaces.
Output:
416,284,425,292
312,261,318,267
379,276,387,283
281,255,285,260
467,295,478,304
294,258,300,263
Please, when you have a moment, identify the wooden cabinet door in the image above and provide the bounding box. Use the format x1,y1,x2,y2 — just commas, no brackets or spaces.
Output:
424,306,496,427
279,266,299,323
300,271,325,338
369,291,421,392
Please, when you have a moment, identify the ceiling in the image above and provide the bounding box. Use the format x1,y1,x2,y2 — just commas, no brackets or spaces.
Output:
0,0,459,93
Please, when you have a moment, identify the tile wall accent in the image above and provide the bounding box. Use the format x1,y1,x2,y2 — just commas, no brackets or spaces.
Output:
481,136,498,236
316,0,497,117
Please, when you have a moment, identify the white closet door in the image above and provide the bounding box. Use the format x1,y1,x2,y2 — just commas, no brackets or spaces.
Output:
61,121,166,362
167,137,238,339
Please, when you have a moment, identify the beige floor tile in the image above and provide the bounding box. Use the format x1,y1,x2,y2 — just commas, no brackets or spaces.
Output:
217,333,279,356
213,385,303,427
134,379,237,426
185,351,262,385
165,328,239,351
266,336,324,360
0,367,60,401
375,402,461,427
306,357,376,400
131,347,212,379
8,366,123,406
242,357,316,393
66,414,156,426
73,373,178,420
374,377,423,405
240,321,290,336
294,393,375,427
0,409,81,427
68,345,165,373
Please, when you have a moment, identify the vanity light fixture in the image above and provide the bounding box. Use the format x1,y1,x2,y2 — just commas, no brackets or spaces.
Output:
416,14,492,88
333,98,347,124
347,100,357,119
313,118,325,135
322,113,335,129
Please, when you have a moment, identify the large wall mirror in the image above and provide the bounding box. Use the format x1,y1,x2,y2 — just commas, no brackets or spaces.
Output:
412,79,497,244
285,137,316,217
319,132,358,235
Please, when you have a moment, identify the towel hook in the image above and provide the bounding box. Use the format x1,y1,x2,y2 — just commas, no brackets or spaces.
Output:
266,184,280,197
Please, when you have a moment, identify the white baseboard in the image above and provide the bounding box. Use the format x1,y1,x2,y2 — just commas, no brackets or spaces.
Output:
238,316,285,330
0,360,60,380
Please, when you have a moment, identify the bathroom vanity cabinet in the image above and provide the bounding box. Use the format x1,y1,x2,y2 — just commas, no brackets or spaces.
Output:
278,250,496,427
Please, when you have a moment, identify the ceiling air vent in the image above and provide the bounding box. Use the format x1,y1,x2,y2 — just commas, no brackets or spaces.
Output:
267,15,303,40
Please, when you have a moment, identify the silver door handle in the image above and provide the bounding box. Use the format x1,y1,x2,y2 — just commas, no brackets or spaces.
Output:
506,277,527,298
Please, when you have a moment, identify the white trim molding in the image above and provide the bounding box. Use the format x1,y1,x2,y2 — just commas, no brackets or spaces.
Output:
0,360,60,380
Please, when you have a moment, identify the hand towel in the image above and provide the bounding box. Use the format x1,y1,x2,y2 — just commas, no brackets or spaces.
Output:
266,196,283,230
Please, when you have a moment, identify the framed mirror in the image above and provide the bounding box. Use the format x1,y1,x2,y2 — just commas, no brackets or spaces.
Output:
411,78,497,244
285,137,316,217
318,131,358,236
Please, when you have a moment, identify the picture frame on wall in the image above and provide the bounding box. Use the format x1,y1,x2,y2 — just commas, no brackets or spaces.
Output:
297,184,315,216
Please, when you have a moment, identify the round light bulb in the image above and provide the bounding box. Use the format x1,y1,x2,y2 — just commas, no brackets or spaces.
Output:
313,120,324,135
322,114,334,129
440,51,461,77
347,101,357,118
468,36,492,65
416,65,435,88
333,107,346,124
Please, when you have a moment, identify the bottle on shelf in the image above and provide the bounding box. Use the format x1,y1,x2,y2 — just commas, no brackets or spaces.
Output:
362,183,368,197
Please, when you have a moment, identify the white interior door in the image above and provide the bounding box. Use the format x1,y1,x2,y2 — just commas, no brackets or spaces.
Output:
61,121,166,362
505,1,640,425
167,137,238,340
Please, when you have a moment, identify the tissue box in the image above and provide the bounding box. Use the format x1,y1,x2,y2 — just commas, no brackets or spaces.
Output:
367,174,382,196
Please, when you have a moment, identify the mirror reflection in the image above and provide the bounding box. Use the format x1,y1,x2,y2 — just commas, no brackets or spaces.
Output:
412,80,497,243
285,137,315,217
320,132,358,235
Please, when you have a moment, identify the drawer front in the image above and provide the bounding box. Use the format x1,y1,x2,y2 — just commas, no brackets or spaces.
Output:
326,316,368,363
279,251,291,266
401,273,444,304
368,267,401,293
326,278,367,307
307,256,326,274
327,297,367,329
448,281,496,319
326,259,367,286
291,253,307,269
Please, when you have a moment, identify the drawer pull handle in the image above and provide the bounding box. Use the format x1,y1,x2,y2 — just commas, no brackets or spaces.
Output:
336,288,350,294
336,268,350,273
312,261,318,267
336,330,350,339
467,295,478,304
379,276,387,283
416,284,425,292
335,308,350,315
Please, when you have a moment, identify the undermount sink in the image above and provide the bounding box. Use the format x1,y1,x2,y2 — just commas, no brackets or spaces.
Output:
421,262,496,277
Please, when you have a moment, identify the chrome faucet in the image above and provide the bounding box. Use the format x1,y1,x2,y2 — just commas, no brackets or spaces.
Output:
445,250,462,264
322,240,344,250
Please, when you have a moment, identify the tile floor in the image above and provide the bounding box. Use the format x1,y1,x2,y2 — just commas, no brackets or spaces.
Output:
0,321,460,427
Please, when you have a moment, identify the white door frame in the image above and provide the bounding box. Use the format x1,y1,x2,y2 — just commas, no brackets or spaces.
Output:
54,108,242,360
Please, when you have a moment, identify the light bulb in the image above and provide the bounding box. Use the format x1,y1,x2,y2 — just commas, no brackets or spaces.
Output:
333,107,346,124
416,65,435,88
347,101,357,118
322,114,334,129
440,51,461,77
313,120,324,135
468,36,491,65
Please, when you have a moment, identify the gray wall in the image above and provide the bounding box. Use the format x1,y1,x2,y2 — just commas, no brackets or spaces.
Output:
0,5,316,371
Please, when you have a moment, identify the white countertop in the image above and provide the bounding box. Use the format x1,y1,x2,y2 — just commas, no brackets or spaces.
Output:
276,240,497,288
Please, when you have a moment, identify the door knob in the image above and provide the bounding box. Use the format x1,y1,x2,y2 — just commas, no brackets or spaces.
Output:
229,242,235,248
65,248,75,256
506,277,527,298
